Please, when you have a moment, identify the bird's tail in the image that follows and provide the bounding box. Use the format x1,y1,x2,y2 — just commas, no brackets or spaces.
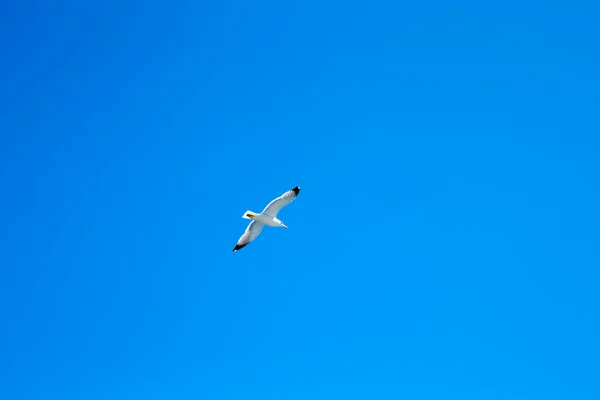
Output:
242,210,259,220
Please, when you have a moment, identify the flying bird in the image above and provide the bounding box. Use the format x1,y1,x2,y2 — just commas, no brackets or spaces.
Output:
233,186,301,252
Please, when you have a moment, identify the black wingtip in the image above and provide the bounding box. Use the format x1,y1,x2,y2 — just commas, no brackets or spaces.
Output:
232,243,247,252
292,186,300,195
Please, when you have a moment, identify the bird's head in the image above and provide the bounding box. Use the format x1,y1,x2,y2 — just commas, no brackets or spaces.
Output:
276,220,288,229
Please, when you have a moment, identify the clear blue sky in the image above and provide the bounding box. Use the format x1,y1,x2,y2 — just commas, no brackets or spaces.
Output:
1,1,599,399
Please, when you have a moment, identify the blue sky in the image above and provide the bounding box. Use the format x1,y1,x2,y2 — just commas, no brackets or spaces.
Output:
1,1,599,399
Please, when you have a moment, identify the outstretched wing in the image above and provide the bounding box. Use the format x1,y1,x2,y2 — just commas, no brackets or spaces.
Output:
261,186,301,217
233,220,264,251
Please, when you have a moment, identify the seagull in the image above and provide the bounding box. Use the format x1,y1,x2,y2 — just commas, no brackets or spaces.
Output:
232,186,301,252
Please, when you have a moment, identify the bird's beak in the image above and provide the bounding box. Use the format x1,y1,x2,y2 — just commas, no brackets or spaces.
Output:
283,225,288,229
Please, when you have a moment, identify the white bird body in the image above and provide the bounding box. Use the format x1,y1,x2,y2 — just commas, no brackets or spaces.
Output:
233,186,300,252
242,211,286,228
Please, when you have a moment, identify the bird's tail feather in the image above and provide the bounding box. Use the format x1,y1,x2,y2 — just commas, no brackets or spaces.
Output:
242,210,258,220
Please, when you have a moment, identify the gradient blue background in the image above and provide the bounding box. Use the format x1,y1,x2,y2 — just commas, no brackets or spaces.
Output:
1,1,599,399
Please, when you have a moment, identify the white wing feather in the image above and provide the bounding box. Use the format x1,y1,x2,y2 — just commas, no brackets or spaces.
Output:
233,220,264,251
261,186,300,217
